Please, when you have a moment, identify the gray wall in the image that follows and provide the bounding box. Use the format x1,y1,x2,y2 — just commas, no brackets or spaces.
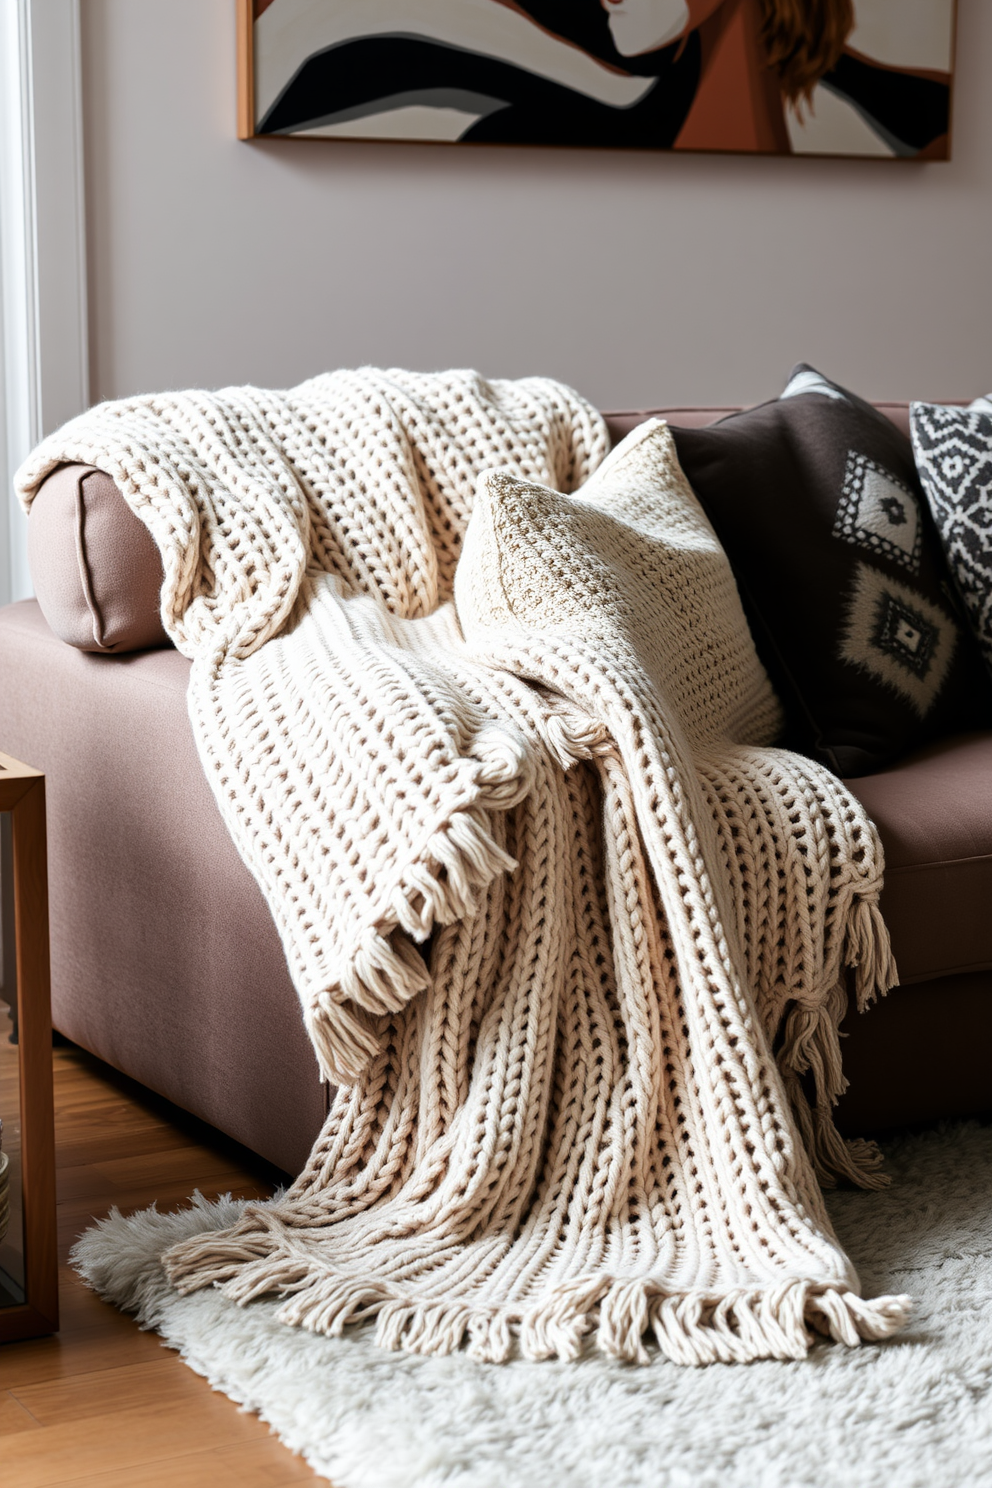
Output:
82,0,991,410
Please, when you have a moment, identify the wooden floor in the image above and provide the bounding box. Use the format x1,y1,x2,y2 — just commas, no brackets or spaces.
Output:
1,1041,322,1486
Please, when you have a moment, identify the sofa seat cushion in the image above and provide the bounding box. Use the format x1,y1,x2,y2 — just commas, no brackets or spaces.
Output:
844,730,992,983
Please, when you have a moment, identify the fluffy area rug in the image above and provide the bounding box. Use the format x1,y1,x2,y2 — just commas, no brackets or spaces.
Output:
72,1121,992,1488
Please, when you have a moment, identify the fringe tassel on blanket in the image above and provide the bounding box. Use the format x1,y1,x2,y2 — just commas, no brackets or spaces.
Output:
308,798,527,1083
777,896,900,1190
161,1225,911,1366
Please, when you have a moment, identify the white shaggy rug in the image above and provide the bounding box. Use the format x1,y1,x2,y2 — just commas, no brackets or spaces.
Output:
72,1123,992,1488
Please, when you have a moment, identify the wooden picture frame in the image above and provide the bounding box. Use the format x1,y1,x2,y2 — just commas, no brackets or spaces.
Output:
0,753,58,1343
237,0,255,143
236,1,957,161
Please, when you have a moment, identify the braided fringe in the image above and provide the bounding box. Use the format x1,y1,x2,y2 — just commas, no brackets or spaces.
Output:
779,895,900,1191
162,1231,910,1366
306,801,522,1085
846,895,900,1014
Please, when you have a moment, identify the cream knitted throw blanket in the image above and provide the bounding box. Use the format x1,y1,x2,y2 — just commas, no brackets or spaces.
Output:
18,369,911,1365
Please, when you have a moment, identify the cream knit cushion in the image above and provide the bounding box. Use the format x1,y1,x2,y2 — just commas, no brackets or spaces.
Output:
18,376,908,1366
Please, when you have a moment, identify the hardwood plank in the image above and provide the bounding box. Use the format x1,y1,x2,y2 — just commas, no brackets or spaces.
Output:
0,1319,162,1389
43,1455,246,1488
54,1122,204,1170
0,1042,321,1483
0,1388,42,1435
2,1396,271,1487
56,1168,270,1219
11,1356,204,1425
214,1436,320,1482
40,1435,321,1488
56,1157,268,1204
45,1273,142,1334
93,1142,267,1189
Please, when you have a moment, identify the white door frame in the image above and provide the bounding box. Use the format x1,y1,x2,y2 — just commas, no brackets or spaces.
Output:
0,0,88,607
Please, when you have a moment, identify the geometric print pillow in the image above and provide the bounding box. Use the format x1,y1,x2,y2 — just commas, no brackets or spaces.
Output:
911,402,992,677
670,366,992,776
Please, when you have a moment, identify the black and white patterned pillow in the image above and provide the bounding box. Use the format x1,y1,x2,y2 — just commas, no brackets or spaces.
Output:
911,401,992,677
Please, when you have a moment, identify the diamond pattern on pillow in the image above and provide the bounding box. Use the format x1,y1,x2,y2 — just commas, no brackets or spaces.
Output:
911,402,992,676
841,562,955,715
832,452,921,573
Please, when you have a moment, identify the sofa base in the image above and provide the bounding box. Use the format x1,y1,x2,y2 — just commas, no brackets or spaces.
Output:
0,601,326,1176
836,970,992,1135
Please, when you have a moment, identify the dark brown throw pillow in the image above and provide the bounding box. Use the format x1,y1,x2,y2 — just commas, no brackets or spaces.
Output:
670,365,992,776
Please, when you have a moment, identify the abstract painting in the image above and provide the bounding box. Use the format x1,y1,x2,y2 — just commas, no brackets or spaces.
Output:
238,1,956,159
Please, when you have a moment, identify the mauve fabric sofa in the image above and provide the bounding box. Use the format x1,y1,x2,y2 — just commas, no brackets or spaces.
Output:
0,401,989,1176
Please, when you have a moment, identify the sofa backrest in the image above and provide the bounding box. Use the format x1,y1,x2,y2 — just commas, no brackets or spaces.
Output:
27,402,916,655
604,403,913,445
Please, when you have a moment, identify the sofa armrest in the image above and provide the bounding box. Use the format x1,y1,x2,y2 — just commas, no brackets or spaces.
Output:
27,464,168,653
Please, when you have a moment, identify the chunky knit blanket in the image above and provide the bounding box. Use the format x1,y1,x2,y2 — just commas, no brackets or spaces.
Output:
18,369,910,1365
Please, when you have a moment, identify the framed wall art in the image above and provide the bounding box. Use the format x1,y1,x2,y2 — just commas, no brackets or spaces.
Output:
237,1,957,160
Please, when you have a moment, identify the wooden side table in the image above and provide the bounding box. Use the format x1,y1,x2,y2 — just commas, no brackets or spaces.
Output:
0,751,58,1342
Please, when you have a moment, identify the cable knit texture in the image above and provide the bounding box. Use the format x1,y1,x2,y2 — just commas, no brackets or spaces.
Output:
19,370,909,1365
